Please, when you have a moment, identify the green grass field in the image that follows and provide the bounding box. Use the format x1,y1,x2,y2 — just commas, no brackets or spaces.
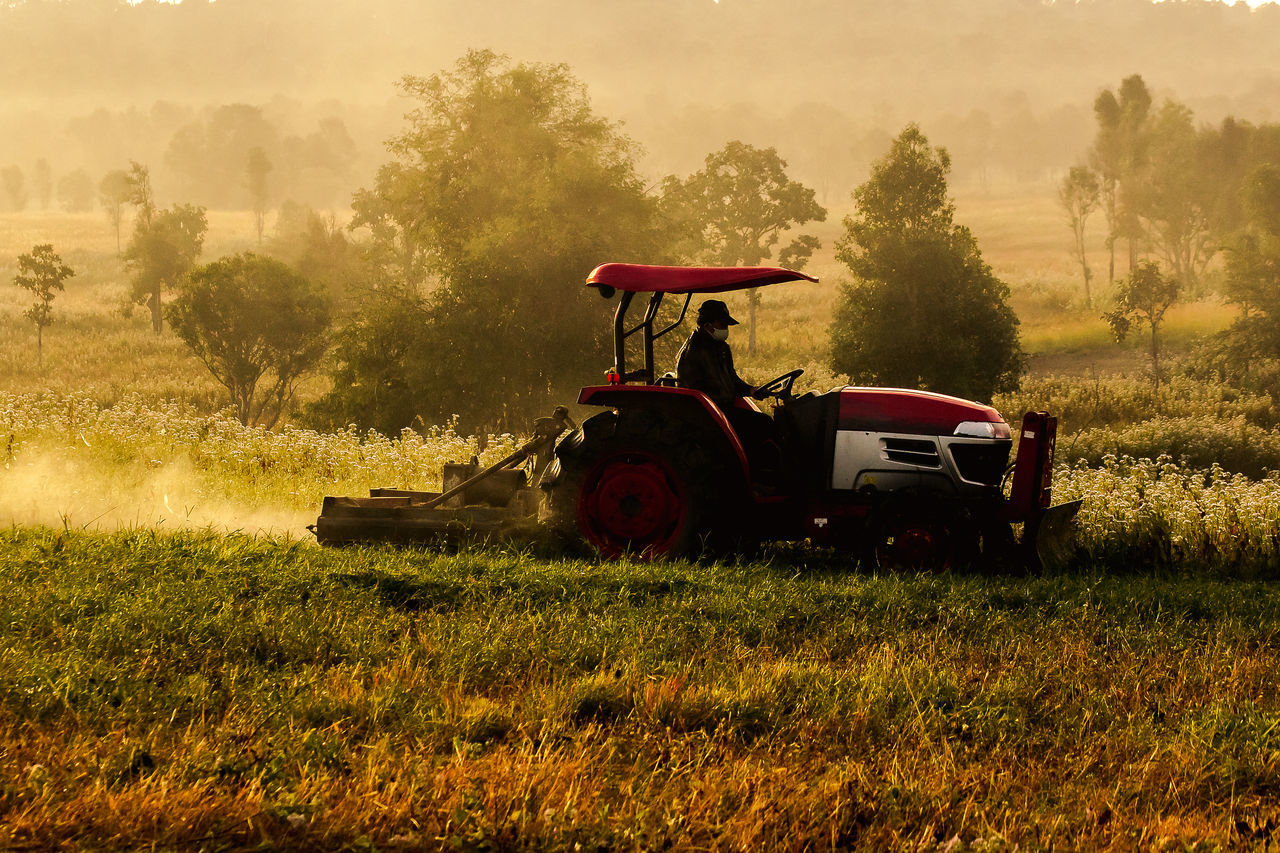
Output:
0,197,1275,850
3,528,1279,850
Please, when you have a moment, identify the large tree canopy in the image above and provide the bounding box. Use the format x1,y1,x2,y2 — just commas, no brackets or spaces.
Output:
318,50,668,433
829,125,1024,403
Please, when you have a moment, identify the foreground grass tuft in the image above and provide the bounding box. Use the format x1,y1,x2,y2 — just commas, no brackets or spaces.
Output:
2,527,1279,849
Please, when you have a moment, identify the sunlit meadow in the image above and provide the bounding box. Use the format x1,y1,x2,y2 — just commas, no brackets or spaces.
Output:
3,197,1280,849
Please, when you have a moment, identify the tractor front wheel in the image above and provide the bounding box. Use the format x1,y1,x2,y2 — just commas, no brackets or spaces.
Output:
869,500,973,572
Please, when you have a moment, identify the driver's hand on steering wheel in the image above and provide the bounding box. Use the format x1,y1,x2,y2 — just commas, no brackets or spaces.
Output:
750,386,770,400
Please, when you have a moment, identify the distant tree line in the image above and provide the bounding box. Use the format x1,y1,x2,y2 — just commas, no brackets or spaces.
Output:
0,104,360,218
5,0,1280,209
16,49,1280,434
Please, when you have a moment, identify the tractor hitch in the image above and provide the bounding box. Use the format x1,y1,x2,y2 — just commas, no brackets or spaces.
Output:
1003,411,1082,570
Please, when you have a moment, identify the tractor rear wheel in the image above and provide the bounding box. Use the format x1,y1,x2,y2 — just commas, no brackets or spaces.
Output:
546,415,730,560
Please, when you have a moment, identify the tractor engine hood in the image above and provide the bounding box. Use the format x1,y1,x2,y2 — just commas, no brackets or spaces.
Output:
837,387,1009,438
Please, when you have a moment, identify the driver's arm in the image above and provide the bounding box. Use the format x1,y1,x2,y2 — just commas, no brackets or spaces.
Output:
724,349,754,397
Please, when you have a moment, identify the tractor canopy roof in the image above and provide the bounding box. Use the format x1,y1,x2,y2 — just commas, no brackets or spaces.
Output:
586,263,818,295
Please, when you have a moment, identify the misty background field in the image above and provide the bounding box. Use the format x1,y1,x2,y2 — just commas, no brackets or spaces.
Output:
5,1,1280,850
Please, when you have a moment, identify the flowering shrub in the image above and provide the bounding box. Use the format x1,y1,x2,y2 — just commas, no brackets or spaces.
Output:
1056,456,1280,576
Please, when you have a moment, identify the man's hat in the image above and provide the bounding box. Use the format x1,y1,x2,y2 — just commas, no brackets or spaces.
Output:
697,299,740,325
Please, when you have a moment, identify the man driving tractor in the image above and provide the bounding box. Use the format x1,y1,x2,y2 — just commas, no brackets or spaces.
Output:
676,299,778,479
674,299,759,406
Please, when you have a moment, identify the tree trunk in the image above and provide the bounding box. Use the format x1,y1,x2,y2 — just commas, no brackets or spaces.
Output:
149,289,163,335
747,287,759,355
37,326,43,370
1074,221,1092,308
1150,322,1161,394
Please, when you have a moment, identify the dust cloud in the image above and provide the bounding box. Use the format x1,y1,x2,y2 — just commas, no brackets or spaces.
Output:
0,451,315,539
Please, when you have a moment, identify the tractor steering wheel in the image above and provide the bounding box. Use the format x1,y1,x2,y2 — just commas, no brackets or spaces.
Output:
753,368,805,401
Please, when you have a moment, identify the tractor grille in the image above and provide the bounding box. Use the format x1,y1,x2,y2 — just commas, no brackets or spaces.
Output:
949,441,1011,486
881,437,941,468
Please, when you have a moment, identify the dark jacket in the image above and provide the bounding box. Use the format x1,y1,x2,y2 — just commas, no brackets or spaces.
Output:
676,328,753,405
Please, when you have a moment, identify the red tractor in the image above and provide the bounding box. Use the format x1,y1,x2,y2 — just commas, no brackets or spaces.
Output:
314,264,1079,568
540,263,1078,568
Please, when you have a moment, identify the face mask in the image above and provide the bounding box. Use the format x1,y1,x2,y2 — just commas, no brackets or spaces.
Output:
710,327,729,342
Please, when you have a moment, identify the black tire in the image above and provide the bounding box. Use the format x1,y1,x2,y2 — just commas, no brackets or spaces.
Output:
867,495,976,572
545,412,734,560
973,519,1024,575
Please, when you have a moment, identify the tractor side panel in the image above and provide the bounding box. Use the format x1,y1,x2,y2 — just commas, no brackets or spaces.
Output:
576,385,752,483
830,430,960,496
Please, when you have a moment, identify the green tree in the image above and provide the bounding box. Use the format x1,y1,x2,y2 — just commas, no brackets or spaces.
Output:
661,141,826,354
349,161,431,291
1220,166,1280,366
1129,101,1217,291
125,160,154,221
125,202,208,335
1104,261,1180,393
168,253,331,427
1091,75,1152,283
12,243,74,368
316,50,666,433
829,124,1023,402
98,168,132,252
1058,164,1100,307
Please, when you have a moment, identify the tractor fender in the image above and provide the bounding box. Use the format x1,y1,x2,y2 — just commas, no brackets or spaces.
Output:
576,385,752,485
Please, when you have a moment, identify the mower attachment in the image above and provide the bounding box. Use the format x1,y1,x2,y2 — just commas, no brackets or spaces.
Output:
311,407,575,547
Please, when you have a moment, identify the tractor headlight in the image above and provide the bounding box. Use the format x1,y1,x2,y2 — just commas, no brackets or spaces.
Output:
953,420,1011,440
